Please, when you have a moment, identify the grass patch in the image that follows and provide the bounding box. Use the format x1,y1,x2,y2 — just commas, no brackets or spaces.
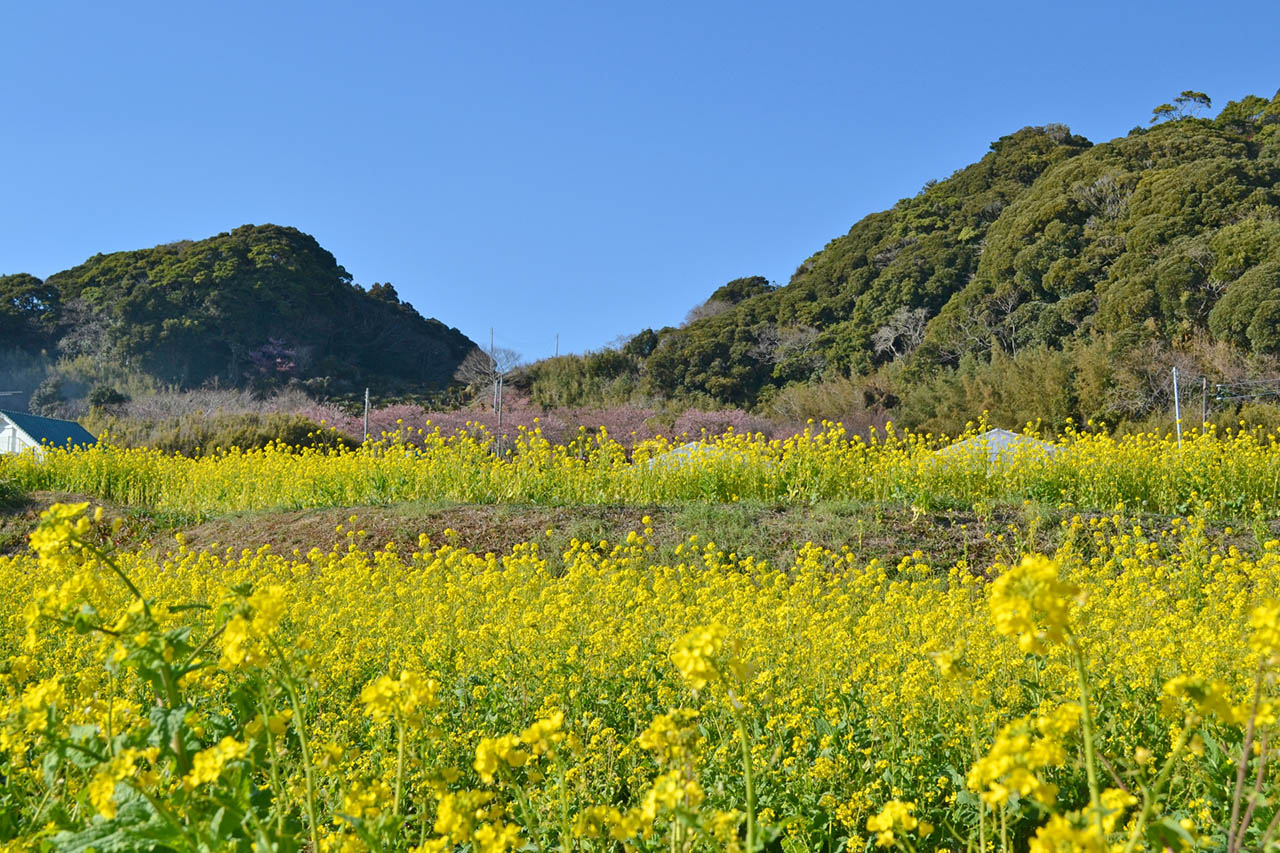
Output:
7,492,1266,571
173,500,1069,571
0,490,201,556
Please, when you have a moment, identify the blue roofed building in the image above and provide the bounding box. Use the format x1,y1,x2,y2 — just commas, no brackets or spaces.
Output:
0,409,97,458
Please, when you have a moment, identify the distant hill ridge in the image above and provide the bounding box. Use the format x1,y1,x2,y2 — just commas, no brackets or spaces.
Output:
520,89,1280,430
1,224,475,394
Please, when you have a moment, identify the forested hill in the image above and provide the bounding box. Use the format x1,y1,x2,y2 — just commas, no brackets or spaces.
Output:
1,225,475,393
522,90,1280,431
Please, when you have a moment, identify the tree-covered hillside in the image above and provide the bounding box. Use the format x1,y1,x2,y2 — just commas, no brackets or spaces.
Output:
521,90,1280,431
2,225,474,395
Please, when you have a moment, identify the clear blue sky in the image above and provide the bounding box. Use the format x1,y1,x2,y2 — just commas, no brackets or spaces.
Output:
3,1,1279,360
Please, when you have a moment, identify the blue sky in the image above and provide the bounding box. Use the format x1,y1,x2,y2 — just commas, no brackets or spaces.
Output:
3,1,1279,360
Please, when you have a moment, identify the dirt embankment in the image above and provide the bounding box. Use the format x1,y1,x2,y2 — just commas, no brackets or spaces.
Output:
4,490,1057,570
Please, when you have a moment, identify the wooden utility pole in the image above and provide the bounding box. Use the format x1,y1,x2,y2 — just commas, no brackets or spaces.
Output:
363,387,370,443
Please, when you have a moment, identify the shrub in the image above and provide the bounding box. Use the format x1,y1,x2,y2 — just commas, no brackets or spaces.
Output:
28,376,65,417
81,412,355,457
87,384,130,409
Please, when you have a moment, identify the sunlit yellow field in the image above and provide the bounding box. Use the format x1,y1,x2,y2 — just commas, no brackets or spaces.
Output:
4,422,1280,518
4,428,1280,851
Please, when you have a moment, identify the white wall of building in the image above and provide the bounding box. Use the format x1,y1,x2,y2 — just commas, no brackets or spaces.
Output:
0,416,40,456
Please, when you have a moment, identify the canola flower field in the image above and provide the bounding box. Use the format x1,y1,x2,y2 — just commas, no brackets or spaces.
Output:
4,427,1280,851
2,423,1280,518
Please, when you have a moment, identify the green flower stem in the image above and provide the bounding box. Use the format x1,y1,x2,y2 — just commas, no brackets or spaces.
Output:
556,753,573,853
504,772,546,853
157,664,192,775
1233,730,1271,852
1228,663,1266,852
268,637,321,853
1123,719,1191,853
129,781,197,849
394,720,406,817
179,623,226,671
962,682,987,853
259,695,287,835
80,536,152,622
1068,635,1102,833
730,706,757,852
106,671,115,756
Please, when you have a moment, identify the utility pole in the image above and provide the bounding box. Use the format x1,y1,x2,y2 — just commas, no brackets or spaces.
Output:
1201,377,1208,429
555,333,559,358
490,328,498,413
363,387,370,443
1172,367,1182,448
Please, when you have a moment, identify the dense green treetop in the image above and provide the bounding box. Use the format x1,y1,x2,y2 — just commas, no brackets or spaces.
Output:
5,224,474,392
0,273,61,353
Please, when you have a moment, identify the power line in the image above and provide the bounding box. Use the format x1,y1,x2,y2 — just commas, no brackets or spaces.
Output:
1212,378,1280,403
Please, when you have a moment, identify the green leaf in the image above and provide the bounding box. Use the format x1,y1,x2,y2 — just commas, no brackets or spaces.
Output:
146,707,193,760
1146,815,1197,849
48,789,182,853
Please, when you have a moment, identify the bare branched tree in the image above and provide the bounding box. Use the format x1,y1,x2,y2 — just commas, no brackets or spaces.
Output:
750,324,783,363
1073,174,1132,223
872,307,930,360
454,346,520,386
751,324,823,368
454,346,522,412
936,300,996,363
683,299,732,326
989,289,1024,355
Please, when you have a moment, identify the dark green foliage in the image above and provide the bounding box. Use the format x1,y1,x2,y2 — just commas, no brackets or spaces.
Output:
28,376,64,417
87,385,130,409
1209,262,1280,352
518,348,643,408
621,329,659,359
708,276,776,304
0,273,60,353
9,225,474,394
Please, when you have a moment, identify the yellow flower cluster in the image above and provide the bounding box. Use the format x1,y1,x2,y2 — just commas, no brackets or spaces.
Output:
426,790,513,852
866,799,931,847
88,746,160,819
220,584,287,667
1250,600,1280,662
637,709,701,763
183,736,248,789
989,554,1078,654
360,670,440,727
5,497,1280,850
8,421,1280,518
473,735,528,784
966,706,1077,806
26,501,92,568
670,623,740,691
471,710,564,785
